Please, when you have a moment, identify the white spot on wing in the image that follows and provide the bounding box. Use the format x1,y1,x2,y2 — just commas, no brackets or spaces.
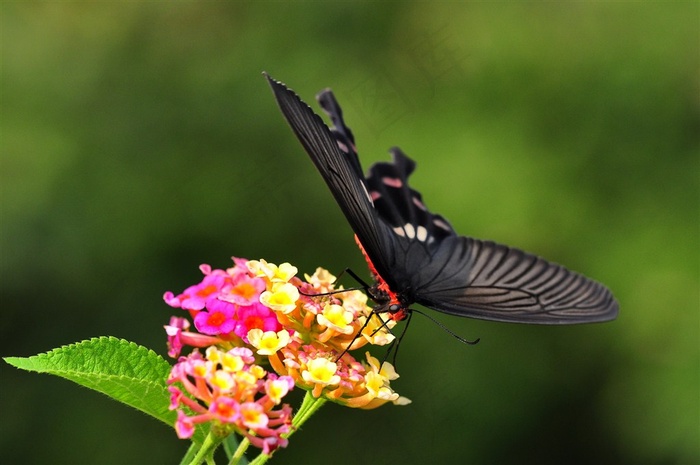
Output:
416,225,428,242
336,141,348,153
394,224,429,241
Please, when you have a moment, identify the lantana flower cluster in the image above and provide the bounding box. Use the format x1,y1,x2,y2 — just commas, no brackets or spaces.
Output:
163,257,409,452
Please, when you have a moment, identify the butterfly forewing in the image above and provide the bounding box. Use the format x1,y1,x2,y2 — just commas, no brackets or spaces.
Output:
266,74,401,287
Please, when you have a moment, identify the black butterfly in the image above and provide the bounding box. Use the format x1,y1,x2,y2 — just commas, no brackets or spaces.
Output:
265,73,618,329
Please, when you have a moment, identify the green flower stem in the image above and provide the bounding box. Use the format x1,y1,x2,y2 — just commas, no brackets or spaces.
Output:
228,437,251,465
189,431,224,465
180,443,201,465
249,392,328,465
292,391,328,430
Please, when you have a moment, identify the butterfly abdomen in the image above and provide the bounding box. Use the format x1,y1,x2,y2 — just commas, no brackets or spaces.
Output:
354,234,410,322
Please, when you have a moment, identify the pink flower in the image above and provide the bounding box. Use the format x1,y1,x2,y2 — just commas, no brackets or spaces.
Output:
228,257,252,277
220,273,266,306
175,410,195,439
210,396,241,423
264,375,295,405
233,302,283,342
164,267,230,311
164,317,190,358
168,386,184,410
194,299,236,335
239,402,269,429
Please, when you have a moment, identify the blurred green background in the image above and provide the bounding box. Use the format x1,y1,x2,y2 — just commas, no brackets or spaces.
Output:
2,3,698,465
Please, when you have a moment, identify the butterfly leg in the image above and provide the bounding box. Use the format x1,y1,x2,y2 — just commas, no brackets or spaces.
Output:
385,311,415,369
333,267,372,290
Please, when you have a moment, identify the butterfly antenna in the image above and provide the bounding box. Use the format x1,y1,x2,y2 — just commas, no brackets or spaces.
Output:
338,267,372,289
298,287,365,297
411,308,480,345
298,267,372,297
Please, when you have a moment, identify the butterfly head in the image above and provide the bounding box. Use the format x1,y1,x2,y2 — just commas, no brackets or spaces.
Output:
367,279,410,322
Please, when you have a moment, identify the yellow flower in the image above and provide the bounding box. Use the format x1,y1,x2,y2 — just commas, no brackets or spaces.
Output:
301,357,341,386
249,364,267,380
265,377,293,405
260,282,300,313
247,329,291,355
218,352,246,373
304,267,338,292
317,303,354,335
364,371,390,397
210,369,235,391
392,395,412,406
365,352,399,381
359,314,396,346
356,353,411,408
273,262,298,282
247,259,298,283
192,359,215,379
234,369,259,388
339,289,369,314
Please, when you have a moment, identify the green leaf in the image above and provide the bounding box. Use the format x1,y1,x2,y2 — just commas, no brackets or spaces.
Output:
5,336,174,422
5,336,211,445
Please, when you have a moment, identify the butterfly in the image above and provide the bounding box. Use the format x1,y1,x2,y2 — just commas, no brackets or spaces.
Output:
265,73,618,330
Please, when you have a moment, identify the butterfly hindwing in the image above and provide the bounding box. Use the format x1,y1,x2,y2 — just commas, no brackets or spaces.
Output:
315,89,365,181
366,147,456,244
411,236,618,323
